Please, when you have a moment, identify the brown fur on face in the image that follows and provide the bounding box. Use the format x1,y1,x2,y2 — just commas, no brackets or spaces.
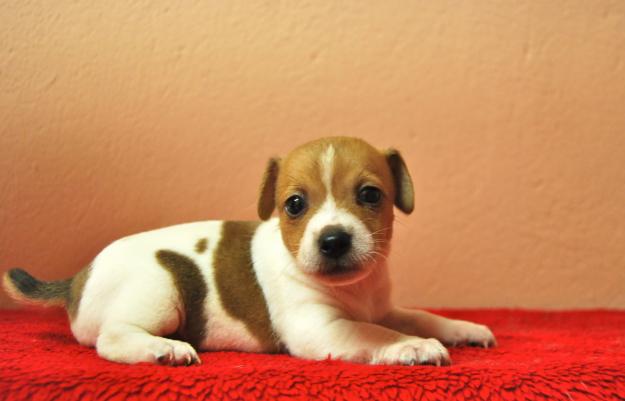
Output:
329,141,397,253
257,137,414,262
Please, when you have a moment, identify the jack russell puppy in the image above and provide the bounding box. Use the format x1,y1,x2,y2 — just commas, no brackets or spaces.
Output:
3,137,495,366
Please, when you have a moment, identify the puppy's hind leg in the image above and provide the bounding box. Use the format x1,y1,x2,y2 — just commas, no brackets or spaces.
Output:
89,273,202,366
96,322,200,366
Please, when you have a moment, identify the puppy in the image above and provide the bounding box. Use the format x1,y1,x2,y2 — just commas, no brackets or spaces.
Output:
3,137,495,366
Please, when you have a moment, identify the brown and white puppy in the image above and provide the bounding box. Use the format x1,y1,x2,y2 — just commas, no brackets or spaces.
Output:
3,137,495,366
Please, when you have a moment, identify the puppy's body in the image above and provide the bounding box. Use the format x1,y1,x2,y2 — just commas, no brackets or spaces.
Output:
73,220,275,357
4,137,495,366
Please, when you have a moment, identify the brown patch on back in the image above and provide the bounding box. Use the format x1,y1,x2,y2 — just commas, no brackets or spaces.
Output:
213,221,279,352
195,238,208,254
156,250,208,348
67,264,91,320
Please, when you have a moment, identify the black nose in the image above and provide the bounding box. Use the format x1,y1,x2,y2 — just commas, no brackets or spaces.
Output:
318,227,352,259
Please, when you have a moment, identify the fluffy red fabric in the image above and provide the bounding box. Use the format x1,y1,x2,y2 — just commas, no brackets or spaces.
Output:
0,308,623,401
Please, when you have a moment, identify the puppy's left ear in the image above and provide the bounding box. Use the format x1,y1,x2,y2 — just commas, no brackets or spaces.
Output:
385,149,414,214
258,157,281,220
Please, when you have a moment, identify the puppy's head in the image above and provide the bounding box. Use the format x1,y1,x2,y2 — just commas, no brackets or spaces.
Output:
258,137,414,286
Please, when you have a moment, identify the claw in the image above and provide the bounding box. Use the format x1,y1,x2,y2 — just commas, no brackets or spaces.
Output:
156,353,171,365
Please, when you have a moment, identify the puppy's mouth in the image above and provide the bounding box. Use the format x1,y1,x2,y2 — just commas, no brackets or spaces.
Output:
311,263,373,286
309,254,378,286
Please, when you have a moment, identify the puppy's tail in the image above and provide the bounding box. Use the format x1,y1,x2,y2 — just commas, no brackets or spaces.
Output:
2,268,71,307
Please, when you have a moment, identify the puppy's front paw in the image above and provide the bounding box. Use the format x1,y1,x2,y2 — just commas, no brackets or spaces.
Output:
445,320,496,348
151,338,201,366
374,338,451,366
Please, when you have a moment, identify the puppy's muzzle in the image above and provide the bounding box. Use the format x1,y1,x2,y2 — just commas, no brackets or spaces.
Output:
318,226,352,260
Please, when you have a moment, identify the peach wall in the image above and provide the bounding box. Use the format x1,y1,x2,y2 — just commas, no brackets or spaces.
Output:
1,1,624,309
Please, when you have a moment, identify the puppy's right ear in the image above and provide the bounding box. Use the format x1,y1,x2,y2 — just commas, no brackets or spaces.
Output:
258,157,281,220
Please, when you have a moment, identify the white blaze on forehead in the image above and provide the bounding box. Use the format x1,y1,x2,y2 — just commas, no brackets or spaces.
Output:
295,144,374,273
320,145,336,196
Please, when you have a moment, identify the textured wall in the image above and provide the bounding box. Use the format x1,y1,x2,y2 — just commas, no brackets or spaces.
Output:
1,1,624,309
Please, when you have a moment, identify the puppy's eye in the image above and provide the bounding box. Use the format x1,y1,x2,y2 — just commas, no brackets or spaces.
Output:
284,194,307,218
357,186,382,206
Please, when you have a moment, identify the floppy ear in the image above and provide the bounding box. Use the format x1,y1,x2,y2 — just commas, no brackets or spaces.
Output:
385,149,414,214
257,157,281,220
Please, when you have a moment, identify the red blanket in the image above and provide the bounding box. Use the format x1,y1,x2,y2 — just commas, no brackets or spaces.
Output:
0,308,623,401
